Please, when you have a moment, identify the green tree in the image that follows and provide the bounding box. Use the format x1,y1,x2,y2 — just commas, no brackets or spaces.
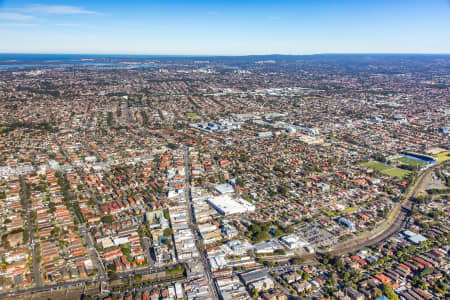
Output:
343,272,351,281
291,257,305,265
274,249,286,255
303,272,311,281
382,284,399,300
163,228,173,237
373,288,383,298
251,288,259,298
108,270,118,281
101,215,114,224
163,209,170,220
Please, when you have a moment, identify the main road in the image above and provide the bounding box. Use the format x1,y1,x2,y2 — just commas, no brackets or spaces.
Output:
19,176,43,287
0,277,95,299
53,135,108,281
183,145,220,300
0,260,181,299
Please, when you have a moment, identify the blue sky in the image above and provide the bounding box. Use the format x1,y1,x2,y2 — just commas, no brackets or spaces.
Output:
0,0,449,55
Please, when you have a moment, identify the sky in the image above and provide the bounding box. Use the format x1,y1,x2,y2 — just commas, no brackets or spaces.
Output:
0,0,449,55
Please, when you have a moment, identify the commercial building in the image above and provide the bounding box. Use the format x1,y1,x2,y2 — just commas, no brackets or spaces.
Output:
280,234,308,249
403,230,428,245
207,194,256,215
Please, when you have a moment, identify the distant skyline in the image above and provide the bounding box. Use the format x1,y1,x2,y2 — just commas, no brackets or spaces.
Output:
1,0,450,55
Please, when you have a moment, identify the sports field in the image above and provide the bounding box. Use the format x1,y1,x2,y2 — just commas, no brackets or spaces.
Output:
432,151,450,163
394,156,427,167
361,161,411,179
382,167,411,179
361,161,392,171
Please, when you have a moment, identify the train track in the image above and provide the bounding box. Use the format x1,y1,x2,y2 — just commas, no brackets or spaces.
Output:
324,162,444,255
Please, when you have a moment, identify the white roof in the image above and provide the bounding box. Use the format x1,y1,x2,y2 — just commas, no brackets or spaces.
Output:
207,194,255,215
215,183,235,194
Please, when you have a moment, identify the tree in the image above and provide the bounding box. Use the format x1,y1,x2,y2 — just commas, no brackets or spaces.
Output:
167,143,178,150
101,215,114,224
163,228,173,237
236,177,245,187
120,245,131,257
291,257,305,265
50,227,60,237
251,288,259,298
420,267,433,277
373,288,383,298
343,272,351,281
382,284,399,300
274,249,286,256
335,258,345,269
163,209,170,220
302,272,311,281
280,185,289,196
264,260,275,267
166,238,173,249
22,230,29,244
108,270,118,281
326,278,337,286
253,231,270,243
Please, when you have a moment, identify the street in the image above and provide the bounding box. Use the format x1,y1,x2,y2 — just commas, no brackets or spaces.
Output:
19,176,43,287
183,145,220,300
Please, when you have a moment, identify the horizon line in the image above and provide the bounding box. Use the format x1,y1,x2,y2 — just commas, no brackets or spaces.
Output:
1,52,450,57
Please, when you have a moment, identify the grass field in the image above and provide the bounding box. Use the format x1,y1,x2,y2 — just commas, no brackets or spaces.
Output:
342,207,358,214
361,161,392,171
432,151,450,163
382,167,411,179
322,210,336,217
394,156,427,167
323,207,357,218
185,112,198,118
361,161,411,179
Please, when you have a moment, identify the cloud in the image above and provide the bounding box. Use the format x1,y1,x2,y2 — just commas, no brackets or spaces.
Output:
0,22,38,27
24,4,100,15
0,12,34,21
55,23,82,27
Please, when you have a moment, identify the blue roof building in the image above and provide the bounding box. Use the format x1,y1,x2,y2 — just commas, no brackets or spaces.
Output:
338,217,355,231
